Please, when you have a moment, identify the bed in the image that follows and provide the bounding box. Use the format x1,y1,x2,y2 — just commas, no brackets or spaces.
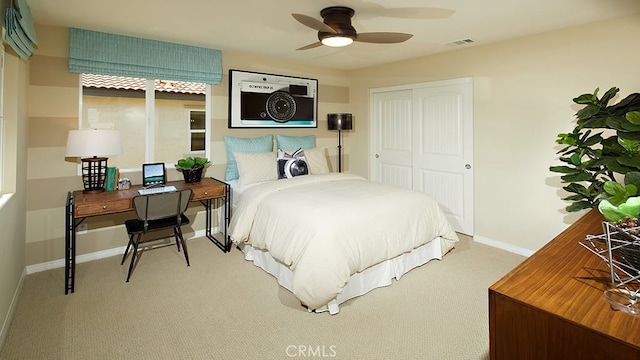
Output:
223,135,458,314
228,171,458,314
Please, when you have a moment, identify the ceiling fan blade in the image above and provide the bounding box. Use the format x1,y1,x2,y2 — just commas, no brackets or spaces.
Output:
296,41,323,51
381,7,455,19
355,32,413,44
326,1,455,19
291,13,337,34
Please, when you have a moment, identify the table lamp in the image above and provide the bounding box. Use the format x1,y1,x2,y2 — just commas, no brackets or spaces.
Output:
65,129,123,193
327,113,353,173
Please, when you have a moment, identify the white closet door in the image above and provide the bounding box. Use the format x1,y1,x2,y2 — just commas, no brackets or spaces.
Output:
371,78,474,235
370,89,413,189
412,79,474,235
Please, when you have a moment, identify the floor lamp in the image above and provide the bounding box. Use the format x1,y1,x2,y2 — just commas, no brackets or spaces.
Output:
65,129,123,193
327,113,353,173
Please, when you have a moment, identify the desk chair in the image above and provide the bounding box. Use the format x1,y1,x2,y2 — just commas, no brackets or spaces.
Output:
121,188,193,282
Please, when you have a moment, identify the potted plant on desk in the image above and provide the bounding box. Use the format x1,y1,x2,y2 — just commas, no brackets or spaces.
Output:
175,156,210,183
553,87,640,303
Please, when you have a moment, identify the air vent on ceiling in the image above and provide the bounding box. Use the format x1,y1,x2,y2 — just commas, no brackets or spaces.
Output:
446,38,475,46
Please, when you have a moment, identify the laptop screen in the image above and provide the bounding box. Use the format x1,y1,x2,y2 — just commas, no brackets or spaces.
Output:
142,163,166,187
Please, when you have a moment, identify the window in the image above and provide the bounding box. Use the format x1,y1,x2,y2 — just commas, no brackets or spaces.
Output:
189,110,206,152
80,74,211,170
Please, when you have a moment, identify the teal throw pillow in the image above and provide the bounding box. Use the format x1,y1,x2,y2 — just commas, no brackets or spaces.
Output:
276,134,316,151
224,135,273,181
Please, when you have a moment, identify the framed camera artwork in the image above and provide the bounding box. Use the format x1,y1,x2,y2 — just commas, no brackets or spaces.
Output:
228,69,318,128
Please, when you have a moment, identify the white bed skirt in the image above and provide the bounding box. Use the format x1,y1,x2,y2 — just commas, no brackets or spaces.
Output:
243,238,445,315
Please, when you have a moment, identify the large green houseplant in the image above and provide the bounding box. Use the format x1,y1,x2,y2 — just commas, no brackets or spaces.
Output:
550,87,640,221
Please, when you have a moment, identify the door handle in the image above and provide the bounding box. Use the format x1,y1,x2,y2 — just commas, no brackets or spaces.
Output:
465,164,471,169
375,154,380,158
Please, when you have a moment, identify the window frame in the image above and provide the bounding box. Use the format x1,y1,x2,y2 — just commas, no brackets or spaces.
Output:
0,45,5,194
187,108,207,154
77,76,211,173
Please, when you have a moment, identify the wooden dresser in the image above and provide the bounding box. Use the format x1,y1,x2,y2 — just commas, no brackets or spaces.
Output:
489,209,640,359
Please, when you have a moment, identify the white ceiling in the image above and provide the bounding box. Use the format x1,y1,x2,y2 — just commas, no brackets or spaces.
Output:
26,0,640,71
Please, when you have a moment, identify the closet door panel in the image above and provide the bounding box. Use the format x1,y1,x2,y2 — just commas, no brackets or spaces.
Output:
371,90,413,189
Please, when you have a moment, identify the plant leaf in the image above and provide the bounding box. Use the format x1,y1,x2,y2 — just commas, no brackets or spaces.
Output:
566,201,594,212
564,183,591,197
618,138,640,152
600,87,620,105
573,88,600,105
604,181,626,196
563,194,588,201
583,132,603,146
576,105,601,120
625,171,640,188
618,197,640,219
569,152,583,166
549,166,580,174
598,199,626,222
561,172,593,182
612,93,640,112
627,111,640,125
618,156,640,169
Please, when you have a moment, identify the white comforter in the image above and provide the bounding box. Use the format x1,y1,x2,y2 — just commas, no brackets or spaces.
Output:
229,173,459,309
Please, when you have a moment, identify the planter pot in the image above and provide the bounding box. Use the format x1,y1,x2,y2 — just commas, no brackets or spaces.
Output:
181,168,203,183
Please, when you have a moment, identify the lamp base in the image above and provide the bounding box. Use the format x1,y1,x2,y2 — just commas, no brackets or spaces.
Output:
81,157,108,193
83,188,105,194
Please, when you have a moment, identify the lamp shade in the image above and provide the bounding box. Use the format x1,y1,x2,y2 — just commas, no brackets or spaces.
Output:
65,129,123,157
328,113,353,131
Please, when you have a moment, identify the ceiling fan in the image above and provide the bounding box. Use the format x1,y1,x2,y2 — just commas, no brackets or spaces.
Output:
292,5,454,50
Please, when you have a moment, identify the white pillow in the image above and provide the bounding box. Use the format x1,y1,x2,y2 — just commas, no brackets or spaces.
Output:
304,147,330,174
233,151,277,187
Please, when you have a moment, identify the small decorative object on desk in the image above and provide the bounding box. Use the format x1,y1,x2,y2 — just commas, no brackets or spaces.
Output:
604,288,640,315
118,178,131,190
581,195,640,316
175,156,210,183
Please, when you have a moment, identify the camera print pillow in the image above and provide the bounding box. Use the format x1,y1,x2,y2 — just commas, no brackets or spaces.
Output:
277,148,309,179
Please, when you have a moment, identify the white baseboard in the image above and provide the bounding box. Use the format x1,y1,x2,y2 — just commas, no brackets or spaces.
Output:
0,267,25,349
26,229,209,275
27,231,528,274
473,235,534,257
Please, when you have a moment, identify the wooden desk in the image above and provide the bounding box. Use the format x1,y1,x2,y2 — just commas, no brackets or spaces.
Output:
489,209,640,359
64,177,231,294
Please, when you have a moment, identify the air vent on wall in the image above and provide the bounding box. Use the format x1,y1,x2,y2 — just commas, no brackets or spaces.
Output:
446,38,475,46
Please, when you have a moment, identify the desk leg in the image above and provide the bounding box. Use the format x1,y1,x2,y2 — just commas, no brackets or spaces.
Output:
65,192,76,294
202,183,231,252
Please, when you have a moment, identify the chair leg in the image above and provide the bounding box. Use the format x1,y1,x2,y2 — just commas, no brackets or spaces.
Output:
175,227,190,266
175,230,182,252
126,234,142,282
121,234,135,265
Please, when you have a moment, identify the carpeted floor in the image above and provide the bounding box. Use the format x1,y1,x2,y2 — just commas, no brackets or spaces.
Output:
0,235,524,360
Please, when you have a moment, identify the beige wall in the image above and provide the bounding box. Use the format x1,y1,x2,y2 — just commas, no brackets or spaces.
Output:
349,14,640,252
0,50,28,344
25,24,352,266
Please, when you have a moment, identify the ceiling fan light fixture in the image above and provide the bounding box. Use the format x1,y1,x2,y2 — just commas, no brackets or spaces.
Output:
321,35,353,47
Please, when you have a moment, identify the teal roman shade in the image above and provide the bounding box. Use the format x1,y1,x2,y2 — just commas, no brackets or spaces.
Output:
4,0,38,60
69,28,222,84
